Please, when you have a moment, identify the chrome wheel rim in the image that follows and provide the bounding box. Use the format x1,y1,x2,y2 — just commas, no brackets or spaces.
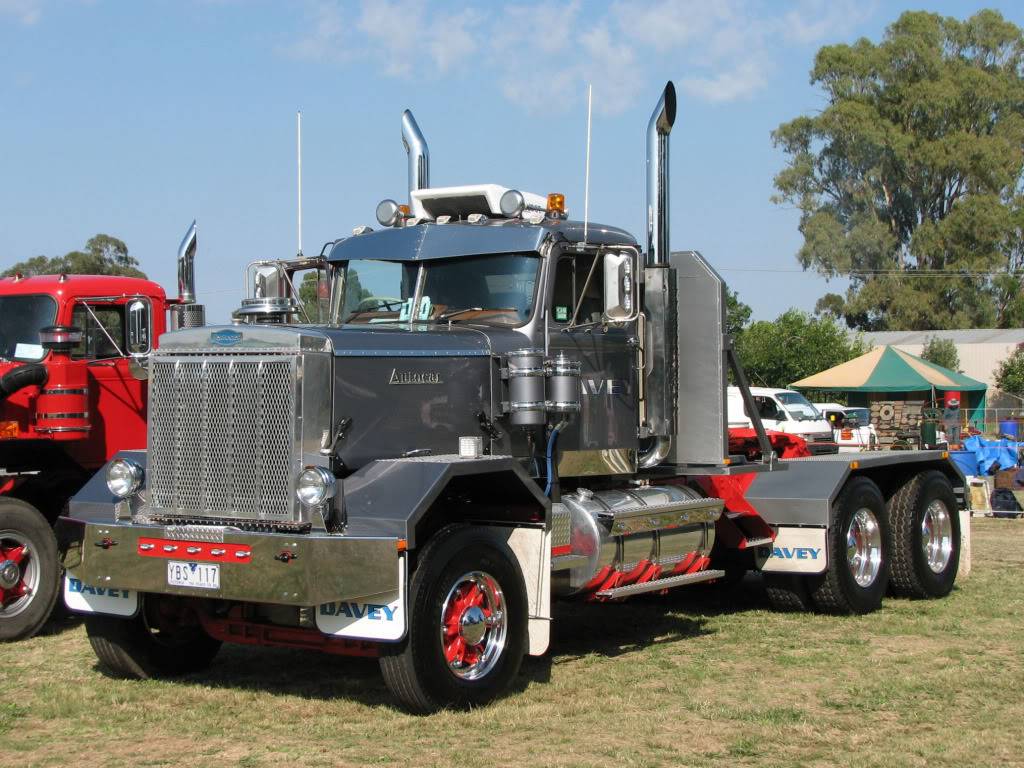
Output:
0,529,39,618
440,571,507,681
846,508,882,588
921,500,953,574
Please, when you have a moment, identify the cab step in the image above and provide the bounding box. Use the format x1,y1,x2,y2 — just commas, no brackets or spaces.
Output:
594,569,726,599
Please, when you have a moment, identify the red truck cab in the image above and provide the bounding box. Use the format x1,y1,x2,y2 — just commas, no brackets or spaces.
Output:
0,273,172,640
0,275,168,462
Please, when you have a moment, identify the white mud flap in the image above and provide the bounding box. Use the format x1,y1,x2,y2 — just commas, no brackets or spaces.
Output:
316,555,406,641
63,574,139,617
504,527,551,656
756,526,828,574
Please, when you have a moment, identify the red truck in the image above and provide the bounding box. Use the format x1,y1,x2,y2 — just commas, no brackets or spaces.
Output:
0,224,203,640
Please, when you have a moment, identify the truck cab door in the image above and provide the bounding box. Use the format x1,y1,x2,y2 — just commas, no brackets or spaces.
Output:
546,246,640,469
69,300,149,465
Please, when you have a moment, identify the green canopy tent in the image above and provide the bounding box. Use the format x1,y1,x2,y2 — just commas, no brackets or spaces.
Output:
791,345,987,426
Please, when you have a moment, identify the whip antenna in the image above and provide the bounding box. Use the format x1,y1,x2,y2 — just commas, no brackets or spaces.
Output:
583,84,593,243
297,110,303,257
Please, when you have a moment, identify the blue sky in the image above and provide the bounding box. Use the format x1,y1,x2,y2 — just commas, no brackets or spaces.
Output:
2,0,1022,324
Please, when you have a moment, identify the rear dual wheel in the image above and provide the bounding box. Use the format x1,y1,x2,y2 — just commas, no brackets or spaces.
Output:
810,477,891,615
888,471,960,598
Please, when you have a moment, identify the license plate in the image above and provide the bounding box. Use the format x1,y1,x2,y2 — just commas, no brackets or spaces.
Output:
167,561,220,590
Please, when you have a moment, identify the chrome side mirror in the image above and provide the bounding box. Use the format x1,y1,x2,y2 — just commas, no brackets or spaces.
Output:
602,250,638,323
126,299,151,355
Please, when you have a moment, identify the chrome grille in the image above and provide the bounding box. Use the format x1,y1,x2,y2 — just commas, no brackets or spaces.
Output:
148,356,297,523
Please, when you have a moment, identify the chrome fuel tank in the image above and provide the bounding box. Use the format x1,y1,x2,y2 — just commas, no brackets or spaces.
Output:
552,484,720,596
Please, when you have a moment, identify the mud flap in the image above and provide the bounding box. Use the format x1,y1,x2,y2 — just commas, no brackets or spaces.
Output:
316,555,407,642
756,526,827,574
63,574,139,617
503,527,551,656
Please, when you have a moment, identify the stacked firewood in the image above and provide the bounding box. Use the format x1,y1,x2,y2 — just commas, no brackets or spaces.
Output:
869,400,926,447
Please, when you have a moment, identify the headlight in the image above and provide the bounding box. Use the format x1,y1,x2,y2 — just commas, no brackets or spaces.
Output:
296,466,336,507
106,459,144,498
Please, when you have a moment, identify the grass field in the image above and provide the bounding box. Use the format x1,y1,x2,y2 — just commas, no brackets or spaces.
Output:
2,518,1021,768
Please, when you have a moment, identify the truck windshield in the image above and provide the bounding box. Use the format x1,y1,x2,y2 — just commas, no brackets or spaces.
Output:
776,392,822,422
0,295,57,361
339,253,539,326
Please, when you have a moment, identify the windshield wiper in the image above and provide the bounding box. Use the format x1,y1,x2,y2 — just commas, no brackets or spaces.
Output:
436,307,482,322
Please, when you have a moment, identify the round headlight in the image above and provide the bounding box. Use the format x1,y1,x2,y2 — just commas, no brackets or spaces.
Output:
499,189,525,218
376,199,402,227
107,459,143,499
296,466,337,507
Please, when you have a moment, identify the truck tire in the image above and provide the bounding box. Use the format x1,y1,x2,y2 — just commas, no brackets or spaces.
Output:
380,526,527,714
85,598,221,678
888,470,960,598
810,477,890,615
0,498,60,642
764,574,814,612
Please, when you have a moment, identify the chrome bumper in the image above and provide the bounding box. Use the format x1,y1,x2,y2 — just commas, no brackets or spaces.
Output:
56,516,401,607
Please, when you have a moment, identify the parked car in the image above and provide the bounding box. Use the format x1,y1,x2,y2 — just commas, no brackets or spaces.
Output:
727,387,838,454
814,403,879,452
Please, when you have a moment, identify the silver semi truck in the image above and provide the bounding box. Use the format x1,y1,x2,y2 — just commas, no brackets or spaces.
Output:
57,83,965,713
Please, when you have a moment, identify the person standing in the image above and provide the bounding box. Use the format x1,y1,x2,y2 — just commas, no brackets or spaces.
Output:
943,397,961,445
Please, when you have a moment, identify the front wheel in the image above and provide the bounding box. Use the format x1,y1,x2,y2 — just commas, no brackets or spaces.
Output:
86,597,221,678
888,471,960,598
380,526,527,713
810,477,891,614
0,498,60,642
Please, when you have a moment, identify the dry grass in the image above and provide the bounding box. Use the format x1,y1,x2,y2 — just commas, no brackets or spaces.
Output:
2,518,1022,768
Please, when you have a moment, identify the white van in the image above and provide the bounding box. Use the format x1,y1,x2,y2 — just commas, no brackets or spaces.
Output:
727,386,838,454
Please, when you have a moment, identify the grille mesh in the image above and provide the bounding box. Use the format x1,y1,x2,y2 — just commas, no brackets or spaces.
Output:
148,357,296,522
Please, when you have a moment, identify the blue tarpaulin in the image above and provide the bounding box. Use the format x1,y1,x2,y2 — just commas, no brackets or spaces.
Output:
961,435,1024,475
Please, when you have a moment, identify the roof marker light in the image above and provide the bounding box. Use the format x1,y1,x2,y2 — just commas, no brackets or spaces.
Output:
467,213,489,224
547,193,566,217
352,225,374,236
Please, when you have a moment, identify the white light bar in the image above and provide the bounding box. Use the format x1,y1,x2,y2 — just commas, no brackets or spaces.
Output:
410,184,547,221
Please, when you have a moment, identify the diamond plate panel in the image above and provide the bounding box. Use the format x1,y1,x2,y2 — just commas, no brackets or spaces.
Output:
148,356,297,523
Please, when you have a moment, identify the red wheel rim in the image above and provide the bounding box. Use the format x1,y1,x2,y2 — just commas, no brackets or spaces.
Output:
439,571,507,681
0,530,37,618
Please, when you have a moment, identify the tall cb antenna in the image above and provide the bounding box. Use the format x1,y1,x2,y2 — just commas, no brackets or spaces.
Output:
583,84,593,244
296,110,303,257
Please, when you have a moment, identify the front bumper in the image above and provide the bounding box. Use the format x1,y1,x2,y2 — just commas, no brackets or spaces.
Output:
56,516,401,607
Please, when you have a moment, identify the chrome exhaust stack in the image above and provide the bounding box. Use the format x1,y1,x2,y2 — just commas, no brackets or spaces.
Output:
639,83,677,467
645,82,676,268
401,110,430,203
170,220,206,330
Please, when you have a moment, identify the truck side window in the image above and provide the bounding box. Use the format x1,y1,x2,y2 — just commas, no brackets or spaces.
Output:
552,254,603,324
753,396,781,421
71,304,126,359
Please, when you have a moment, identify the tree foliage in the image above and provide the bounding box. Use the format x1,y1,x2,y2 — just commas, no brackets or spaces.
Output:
3,234,146,279
735,309,870,389
995,345,1024,394
920,336,961,372
773,10,1024,331
726,288,752,339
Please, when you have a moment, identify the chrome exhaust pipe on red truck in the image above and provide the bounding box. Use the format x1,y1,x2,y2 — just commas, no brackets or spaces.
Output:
170,220,205,330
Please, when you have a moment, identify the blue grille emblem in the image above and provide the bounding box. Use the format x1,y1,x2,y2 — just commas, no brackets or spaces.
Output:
210,329,242,347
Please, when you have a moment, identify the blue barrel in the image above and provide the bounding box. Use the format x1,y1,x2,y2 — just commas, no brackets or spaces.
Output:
948,450,979,477
999,420,1019,438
